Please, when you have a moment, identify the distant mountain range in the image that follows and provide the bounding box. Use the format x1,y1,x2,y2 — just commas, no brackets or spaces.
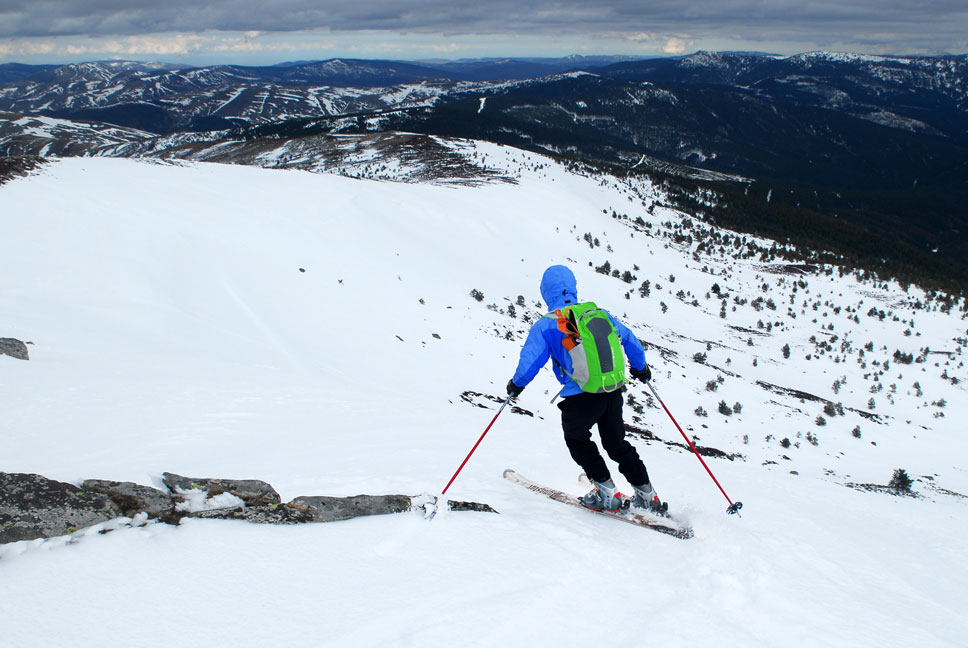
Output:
3,52,964,142
1,52,967,288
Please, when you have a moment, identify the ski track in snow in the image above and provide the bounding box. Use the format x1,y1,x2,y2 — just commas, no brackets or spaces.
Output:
0,154,966,648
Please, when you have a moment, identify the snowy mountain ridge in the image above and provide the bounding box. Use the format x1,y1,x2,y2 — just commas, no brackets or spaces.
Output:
1,143,966,646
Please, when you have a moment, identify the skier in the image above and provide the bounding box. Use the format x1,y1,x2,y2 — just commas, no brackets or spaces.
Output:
506,264,664,513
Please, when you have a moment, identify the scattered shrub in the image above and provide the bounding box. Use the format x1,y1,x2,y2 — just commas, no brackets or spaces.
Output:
893,350,914,364
888,468,914,494
626,394,644,414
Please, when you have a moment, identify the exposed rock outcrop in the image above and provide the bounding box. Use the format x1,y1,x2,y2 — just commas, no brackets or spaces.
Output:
288,494,414,522
189,503,315,524
0,470,497,545
81,479,175,521
0,473,121,543
0,338,29,360
162,472,281,507
0,155,46,186
445,500,498,513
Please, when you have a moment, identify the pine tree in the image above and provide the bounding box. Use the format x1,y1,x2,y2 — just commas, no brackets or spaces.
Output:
888,468,913,494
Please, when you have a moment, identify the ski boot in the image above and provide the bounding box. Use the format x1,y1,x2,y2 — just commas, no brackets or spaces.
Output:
580,478,624,512
632,483,668,515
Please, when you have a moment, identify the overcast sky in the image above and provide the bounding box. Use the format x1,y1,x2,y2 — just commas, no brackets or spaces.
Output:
2,1,967,65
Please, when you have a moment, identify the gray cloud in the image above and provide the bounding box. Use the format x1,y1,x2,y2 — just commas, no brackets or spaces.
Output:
0,1,964,35
1,1,966,54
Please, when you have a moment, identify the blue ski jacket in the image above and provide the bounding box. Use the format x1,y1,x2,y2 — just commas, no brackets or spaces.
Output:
511,265,648,398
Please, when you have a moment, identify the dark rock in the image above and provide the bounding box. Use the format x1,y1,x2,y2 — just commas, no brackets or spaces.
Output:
447,500,498,513
288,494,413,522
460,390,536,417
0,472,122,544
162,472,281,507
81,479,175,520
0,338,29,360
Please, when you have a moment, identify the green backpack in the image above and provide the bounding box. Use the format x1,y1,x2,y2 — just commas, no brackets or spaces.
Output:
546,301,626,394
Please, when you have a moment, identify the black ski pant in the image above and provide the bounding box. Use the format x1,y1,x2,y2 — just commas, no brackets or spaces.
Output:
558,390,650,487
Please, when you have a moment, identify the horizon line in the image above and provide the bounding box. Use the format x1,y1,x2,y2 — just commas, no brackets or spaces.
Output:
4,49,968,69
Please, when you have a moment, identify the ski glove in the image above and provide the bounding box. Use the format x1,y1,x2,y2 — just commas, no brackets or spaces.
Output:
506,379,524,399
629,364,652,382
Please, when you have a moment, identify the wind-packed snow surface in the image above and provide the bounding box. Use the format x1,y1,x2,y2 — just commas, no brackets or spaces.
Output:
1,152,966,647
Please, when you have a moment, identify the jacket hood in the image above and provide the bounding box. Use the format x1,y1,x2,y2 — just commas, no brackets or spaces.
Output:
540,265,578,311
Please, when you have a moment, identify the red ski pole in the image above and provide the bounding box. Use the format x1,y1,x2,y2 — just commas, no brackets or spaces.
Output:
441,395,512,496
646,381,743,516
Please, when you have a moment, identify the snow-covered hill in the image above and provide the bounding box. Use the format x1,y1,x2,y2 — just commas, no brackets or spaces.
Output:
0,111,526,185
0,111,154,156
1,149,966,647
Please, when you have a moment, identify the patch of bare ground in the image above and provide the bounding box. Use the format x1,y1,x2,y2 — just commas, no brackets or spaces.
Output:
0,155,46,186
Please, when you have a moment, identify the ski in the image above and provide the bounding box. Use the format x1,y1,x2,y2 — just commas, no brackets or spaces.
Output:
504,469,693,540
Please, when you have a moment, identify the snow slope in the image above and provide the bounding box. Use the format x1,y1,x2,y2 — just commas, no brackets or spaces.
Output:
1,153,966,647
